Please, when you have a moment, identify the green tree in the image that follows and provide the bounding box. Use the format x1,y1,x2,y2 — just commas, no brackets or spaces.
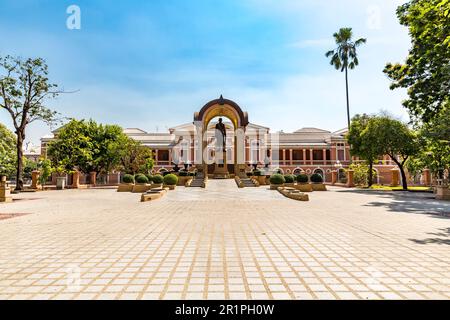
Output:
348,163,378,187
0,122,16,177
384,0,450,123
118,138,154,175
0,56,60,191
347,114,380,186
47,119,128,175
37,158,53,188
326,28,366,129
408,105,450,179
363,116,420,190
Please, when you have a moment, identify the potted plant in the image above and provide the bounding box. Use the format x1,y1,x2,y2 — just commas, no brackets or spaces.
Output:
163,174,178,190
54,164,67,190
118,174,135,192
295,173,313,192
310,173,327,191
178,170,192,186
284,174,296,187
269,174,285,190
151,174,164,188
132,174,150,193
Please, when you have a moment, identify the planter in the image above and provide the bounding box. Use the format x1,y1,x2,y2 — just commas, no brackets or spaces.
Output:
285,183,295,188
117,183,134,192
270,184,284,190
436,185,450,201
295,184,313,192
56,177,66,190
164,184,176,190
132,183,150,193
151,183,163,189
312,183,327,191
178,176,193,186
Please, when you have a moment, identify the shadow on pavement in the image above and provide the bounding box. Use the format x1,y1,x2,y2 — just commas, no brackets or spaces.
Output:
409,227,450,245
335,188,450,218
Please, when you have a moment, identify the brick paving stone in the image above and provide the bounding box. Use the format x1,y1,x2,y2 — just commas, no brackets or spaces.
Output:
0,181,449,300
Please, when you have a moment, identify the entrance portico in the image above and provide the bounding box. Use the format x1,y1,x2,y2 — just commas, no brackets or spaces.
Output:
194,95,249,178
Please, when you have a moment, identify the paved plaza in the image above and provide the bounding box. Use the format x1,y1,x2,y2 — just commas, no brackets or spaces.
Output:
0,180,449,300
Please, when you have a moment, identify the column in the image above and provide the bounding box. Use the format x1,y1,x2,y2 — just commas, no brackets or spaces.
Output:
303,149,307,165
31,170,40,189
72,170,80,189
423,169,431,186
310,149,313,165
282,149,286,166
289,149,293,165
322,149,327,165
331,170,337,185
347,170,355,187
155,149,159,165
90,172,97,187
391,169,399,187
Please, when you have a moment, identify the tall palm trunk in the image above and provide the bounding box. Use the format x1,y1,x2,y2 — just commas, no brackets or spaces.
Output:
345,66,350,130
345,66,353,164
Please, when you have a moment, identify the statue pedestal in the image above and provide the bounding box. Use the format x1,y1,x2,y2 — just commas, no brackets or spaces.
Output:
213,151,229,179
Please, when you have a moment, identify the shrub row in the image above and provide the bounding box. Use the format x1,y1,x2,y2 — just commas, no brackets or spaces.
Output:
269,173,324,185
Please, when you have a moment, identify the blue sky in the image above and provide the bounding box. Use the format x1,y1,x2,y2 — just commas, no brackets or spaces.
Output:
0,0,411,144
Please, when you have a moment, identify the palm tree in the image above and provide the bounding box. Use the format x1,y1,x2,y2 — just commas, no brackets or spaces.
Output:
326,28,366,129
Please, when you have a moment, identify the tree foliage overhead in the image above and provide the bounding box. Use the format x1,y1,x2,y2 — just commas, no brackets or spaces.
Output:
0,122,16,177
0,55,60,190
384,0,450,123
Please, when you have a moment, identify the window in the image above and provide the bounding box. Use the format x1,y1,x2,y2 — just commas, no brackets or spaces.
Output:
293,150,303,160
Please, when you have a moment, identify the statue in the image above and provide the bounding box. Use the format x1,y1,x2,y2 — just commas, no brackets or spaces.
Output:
215,118,227,152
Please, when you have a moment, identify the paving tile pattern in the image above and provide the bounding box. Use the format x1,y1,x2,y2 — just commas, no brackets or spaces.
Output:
0,180,449,300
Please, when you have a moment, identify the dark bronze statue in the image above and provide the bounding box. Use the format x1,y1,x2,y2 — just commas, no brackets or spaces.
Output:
215,118,227,152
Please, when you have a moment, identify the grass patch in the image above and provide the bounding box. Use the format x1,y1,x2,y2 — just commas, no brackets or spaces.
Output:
367,185,432,191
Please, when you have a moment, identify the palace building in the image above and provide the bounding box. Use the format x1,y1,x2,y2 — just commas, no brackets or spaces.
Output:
40,96,399,184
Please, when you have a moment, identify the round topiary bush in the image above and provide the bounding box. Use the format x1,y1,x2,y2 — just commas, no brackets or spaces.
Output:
163,174,178,186
270,174,285,185
253,169,262,177
152,174,164,184
179,171,189,177
189,172,196,177
284,174,295,183
296,173,309,184
310,173,323,183
135,174,149,184
122,174,134,184
145,174,153,182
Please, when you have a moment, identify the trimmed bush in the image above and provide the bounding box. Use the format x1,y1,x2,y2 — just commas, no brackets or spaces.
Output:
310,173,324,183
189,172,196,177
135,174,149,184
179,171,189,177
296,173,309,183
152,174,164,184
122,174,134,184
284,174,295,183
253,169,262,177
163,174,178,186
145,174,153,182
270,174,285,185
